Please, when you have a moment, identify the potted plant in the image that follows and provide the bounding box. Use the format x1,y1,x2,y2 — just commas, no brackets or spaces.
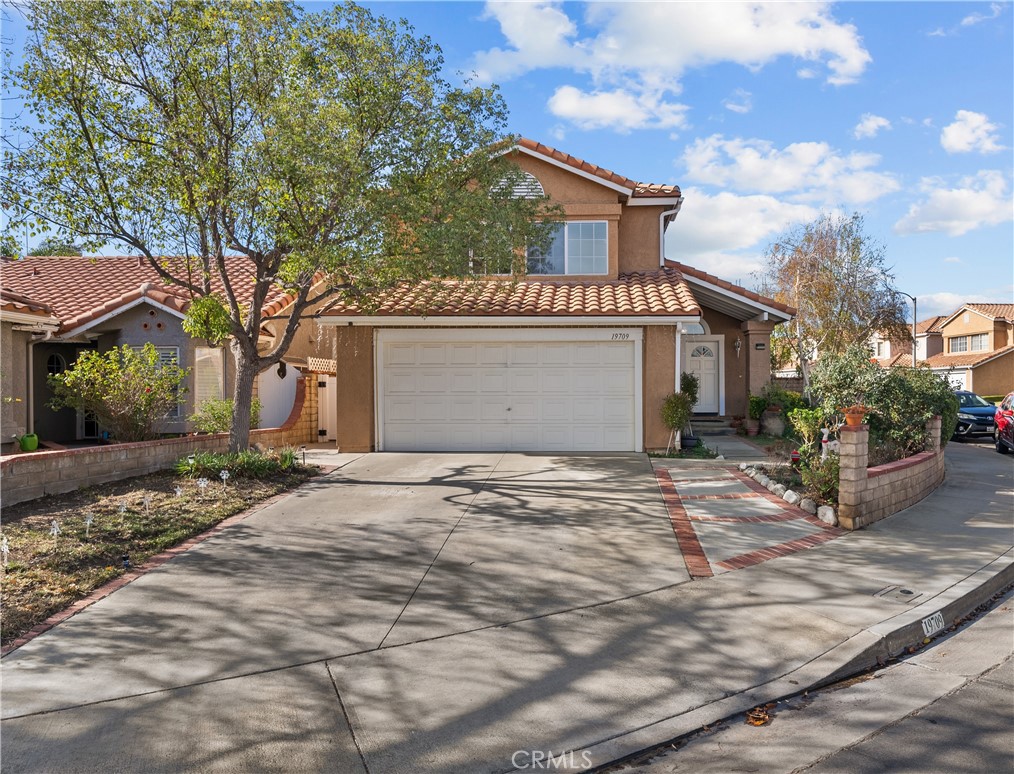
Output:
841,403,869,427
745,394,766,436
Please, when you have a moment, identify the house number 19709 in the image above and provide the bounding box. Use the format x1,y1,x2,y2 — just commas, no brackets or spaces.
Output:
611,333,630,340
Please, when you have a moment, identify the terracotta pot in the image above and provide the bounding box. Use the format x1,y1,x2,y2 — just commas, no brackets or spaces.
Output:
744,418,760,436
844,412,865,427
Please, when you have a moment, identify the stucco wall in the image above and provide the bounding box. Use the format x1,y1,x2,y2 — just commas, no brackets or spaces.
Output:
0,375,318,507
644,325,677,450
970,352,1014,396
617,206,666,274
334,326,375,452
1,324,31,449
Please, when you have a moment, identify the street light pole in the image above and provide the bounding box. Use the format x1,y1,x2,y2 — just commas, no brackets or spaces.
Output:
896,291,917,365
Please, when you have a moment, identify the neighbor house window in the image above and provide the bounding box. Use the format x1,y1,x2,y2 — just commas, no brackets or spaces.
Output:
970,333,988,351
135,346,182,418
875,340,890,358
527,221,607,275
950,336,968,353
194,347,225,407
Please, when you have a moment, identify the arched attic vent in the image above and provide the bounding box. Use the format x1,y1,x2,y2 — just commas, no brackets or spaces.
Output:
512,171,545,199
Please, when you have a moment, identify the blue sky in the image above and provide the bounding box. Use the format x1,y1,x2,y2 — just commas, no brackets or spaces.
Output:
5,2,1012,319
359,0,1013,319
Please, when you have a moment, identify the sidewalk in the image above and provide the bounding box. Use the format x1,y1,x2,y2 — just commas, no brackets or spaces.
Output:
1,444,1011,773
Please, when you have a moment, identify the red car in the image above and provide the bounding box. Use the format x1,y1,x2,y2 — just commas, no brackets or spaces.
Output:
995,392,1014,454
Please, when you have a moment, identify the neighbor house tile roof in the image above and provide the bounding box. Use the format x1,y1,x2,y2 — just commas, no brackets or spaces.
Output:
923,345,1014,369
916,315,945,334
321,267,701,318
964,303,1014,322
0,287,55,318
517,138,681,198
665,260,797,316
0,256,299,335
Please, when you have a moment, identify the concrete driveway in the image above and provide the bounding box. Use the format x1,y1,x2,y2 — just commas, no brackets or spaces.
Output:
1,453,689,772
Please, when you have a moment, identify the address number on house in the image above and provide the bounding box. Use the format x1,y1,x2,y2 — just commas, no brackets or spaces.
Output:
921,611,945,638
610,333,631,340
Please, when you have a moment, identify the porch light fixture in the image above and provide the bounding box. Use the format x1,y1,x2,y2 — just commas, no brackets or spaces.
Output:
734,337,742,358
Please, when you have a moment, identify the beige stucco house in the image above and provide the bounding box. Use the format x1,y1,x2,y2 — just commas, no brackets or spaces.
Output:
290,139,795,453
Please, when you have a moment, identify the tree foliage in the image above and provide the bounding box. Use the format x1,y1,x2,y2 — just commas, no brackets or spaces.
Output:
760,212,908,393
48,343,188,442
4,0,560,451
28,237,83,255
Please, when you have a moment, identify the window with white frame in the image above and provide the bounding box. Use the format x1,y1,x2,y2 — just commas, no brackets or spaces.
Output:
970,333,988,351
950,336,968,353
194,347,225,407
135,346,182,417
527,221,607,275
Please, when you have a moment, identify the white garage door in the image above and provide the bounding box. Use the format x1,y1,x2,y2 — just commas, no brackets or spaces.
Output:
378,330,641,452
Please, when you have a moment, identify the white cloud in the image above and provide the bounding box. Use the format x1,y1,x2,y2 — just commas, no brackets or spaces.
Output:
723,88,753,114
853,113,891,139
547,86,689,132
940,110,1005,154
474,1,871,131
961,3,1004,26
665,187,819,278
894,171,1013,236
681,135,900,205
917,291,1010,319
943,256,962,263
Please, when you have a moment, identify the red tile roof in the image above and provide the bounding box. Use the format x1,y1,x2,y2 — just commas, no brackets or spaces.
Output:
965,303,1014,322
923,346,1014,369
916,315,945,334
0,256,299,334
320,267,701,318
517,138,681,198
0,287,54,318
665,260,797,316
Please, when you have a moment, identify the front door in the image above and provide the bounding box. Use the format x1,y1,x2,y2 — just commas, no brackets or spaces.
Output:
683,339,721,413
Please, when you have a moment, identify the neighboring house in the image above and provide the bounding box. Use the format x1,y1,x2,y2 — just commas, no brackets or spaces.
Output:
285,139,795,453
870,314,944,367
1,289,60,453
0,256,301,445
922,304,1014,394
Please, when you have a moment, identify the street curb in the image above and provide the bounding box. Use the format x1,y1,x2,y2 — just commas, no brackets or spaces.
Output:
568,549,1014,774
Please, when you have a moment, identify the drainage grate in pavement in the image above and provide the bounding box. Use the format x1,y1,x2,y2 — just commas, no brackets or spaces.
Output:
874,585,925,604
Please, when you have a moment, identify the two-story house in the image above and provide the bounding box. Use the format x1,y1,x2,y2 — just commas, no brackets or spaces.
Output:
292,139,795,453
921,303,1014,393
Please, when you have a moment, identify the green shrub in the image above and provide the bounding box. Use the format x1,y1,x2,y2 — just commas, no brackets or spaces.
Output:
801,454,839,504
48,343,188,442
761,383,806,413
748,394,767,420
680,371,700,407
788,407,825,452
190,398,262,434
809,346,880,415
662,392,694,432
175,448,296,479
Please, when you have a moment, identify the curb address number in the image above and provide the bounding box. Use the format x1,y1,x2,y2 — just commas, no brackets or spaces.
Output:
921,611,945,637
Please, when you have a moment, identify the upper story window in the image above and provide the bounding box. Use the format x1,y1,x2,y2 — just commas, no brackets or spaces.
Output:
526,221,607,275
950,334,987,354
874,340,890,358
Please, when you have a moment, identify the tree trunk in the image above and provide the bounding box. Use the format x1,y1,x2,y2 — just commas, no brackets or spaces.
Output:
229,344,258,453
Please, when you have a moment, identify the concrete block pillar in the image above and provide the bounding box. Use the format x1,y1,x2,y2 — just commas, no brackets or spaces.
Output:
837,425,869,530
926,415,942,453
740,319,777,398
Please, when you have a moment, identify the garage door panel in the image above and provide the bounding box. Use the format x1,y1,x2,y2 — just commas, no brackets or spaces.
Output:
449,398,479,422
386,344,417,366
480,371,508,392
380,337,637,452
449,344,478,365
510,370,539,393
542,371,570,392
480,345,508,365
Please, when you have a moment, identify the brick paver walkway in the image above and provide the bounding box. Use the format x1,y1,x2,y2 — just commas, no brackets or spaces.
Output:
654,465,845,578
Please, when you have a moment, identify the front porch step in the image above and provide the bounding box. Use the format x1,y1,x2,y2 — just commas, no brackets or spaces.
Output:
689,417,737,436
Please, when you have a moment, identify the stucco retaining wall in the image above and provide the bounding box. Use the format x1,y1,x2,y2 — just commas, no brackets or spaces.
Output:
837,416,944,530
0,376,318,508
